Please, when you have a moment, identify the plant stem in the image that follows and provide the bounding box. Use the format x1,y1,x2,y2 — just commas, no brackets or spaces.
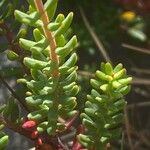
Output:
65,112,79,130
34,0,59,78
79,7,112,63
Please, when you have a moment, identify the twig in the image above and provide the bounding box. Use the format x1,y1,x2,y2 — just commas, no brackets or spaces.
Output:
79,7,111,63
65,112,79,130
127,101,150,110
122,43,150,55
0,75,30,112
124,109,134,150
121,132,124,150
78,70,94,78
57,137,69,150
131,67,150,75
133,77,150,85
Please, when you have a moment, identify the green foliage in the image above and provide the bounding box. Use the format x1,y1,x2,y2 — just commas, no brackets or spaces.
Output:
78,63,132,149
15,0,79,135
0,0,132,149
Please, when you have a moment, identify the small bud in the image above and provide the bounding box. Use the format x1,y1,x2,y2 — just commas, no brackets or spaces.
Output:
7,50,19,61
105,63,113,75
113,69,126,80
37,137,43,146
0,124,5,130
22,120,37,129
100,136,109,144
31,130,38,139
26,91,32,96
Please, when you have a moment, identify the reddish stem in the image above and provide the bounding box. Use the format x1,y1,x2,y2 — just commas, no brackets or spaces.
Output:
34,0,59,78
72,125,86,150
65,112,79,130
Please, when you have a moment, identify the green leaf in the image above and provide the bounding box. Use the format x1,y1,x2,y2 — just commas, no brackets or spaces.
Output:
28,108,49,121
128,28,147,42
15,10,42,27
19,38,36,51
61,53,77,68
54,12,74,37
24,57,49,69
105,63,113,75
44,0,58,20
0,134,9,150
56,36,77,57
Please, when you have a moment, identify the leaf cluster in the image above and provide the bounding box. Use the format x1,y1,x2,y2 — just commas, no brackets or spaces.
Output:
0,0,132,149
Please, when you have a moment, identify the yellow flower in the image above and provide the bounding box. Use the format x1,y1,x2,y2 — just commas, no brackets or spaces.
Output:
121,11,136,22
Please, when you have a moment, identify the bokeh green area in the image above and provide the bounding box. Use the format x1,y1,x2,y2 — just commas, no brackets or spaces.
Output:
59,0,120,63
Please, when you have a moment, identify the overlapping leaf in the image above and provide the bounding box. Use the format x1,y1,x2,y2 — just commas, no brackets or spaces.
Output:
15,0,79,135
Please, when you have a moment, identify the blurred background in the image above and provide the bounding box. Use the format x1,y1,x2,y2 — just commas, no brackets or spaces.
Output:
1,0,150,149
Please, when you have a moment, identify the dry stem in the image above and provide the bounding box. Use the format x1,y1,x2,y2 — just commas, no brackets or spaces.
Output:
0,75,30,112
